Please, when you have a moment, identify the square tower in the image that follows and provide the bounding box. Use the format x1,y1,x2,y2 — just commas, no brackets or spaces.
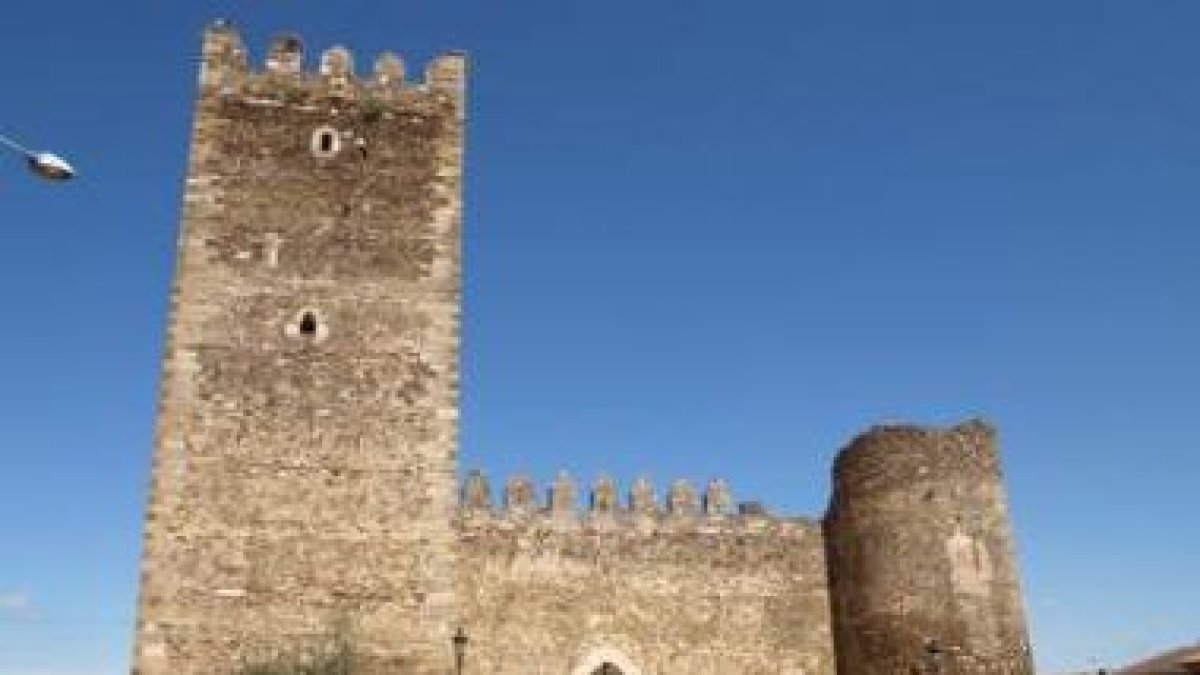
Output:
132,24,465,674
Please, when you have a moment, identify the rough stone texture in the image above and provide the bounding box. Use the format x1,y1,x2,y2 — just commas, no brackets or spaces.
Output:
133,23,1036,675
456,479,834,675
132,24,464,675
824,421,1035,675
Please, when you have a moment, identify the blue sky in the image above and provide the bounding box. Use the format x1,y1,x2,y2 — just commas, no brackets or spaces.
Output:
0,1,1197,672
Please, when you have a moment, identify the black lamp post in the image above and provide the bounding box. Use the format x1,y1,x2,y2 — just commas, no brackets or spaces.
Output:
452,626,468,675
924,638,944,674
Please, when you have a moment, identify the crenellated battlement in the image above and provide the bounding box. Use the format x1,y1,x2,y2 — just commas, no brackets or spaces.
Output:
456,474,832,675
458,469,810,534
198,20,465,101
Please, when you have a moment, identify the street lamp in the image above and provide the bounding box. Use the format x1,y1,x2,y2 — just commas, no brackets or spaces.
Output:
923,638,944,674
0,132,75,180
452,626,469,675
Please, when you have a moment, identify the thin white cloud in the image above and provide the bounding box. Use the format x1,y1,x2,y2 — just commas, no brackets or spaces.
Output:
0,670,116,675
1033,595,1063,609
0,589,31,612
0,588,41,623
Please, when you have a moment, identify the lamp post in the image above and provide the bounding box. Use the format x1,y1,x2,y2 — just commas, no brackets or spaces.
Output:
0,132,75,180
452,626,468,675
924,638,944,675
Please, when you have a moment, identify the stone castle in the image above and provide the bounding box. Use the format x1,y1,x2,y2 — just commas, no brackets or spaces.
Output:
131,24,1036,675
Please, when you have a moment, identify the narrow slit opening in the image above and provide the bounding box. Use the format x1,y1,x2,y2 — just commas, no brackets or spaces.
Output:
299,312,318,336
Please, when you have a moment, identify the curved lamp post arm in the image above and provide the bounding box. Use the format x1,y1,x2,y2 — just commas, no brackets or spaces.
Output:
0,133,33,155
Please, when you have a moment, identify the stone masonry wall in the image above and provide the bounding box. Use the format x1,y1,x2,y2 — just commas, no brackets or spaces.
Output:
132,25,464,674
455,473,836,675
132,22,1037,675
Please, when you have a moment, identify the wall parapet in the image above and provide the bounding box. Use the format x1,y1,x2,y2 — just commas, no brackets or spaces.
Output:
199,20,465,100
458,469,813,534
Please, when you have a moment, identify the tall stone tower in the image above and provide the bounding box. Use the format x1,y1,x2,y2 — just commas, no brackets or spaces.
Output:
132,23,465,674
823,421,1035,675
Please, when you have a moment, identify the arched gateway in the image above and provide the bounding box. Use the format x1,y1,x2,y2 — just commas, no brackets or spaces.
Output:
571,647,642,675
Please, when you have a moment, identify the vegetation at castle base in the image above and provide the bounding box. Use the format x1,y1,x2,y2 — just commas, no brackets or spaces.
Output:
234,633,360,675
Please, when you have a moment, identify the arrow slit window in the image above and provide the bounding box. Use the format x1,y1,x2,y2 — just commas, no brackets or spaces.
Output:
311,126,341,158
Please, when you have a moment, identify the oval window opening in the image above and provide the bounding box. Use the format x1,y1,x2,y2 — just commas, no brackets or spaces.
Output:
299,312,318,336
311,126,341,158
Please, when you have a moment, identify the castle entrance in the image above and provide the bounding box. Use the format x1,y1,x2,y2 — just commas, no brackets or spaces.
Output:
571,647,641,675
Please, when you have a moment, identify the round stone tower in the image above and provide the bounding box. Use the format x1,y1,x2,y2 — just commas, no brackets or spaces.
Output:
823,420,1034,675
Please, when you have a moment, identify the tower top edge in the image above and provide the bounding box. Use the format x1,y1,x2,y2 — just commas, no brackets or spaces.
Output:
828,418,1002,507
200,22,467,93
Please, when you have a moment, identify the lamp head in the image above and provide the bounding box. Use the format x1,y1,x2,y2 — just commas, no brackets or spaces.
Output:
27,152,75,180
452,626,469,656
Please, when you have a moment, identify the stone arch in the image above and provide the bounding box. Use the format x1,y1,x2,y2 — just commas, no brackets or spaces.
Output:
570,647,643,675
